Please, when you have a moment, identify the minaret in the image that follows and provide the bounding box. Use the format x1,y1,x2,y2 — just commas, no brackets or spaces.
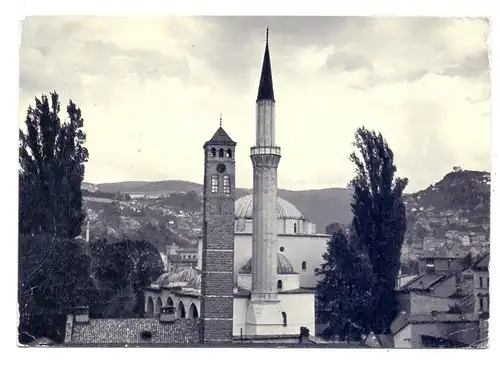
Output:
251,28,281,302
245,28,284,335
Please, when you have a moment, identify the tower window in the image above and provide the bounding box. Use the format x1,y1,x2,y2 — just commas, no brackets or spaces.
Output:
211,175,219,193
227,148,232,158
282,312,287,327
219,148,224,158
210,147,216,157
223,174,231,194
277,280,283,290
301,261,307,271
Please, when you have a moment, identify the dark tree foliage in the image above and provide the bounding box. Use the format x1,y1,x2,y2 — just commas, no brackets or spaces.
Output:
19,92,89,239
316,230,374,340
349,127,408,334
18,235,93,343
89,239,165,318
325,222,342,235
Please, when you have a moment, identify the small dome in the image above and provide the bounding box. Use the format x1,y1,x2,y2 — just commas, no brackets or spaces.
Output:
185,274,202,290
239,253,297,274
155,272,176,286
235,194,306,220
170,267,201,283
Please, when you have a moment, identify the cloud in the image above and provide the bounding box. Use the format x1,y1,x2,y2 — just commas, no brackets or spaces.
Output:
18,16,491,193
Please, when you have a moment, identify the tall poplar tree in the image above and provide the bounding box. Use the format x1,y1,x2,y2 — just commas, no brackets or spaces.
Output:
19,91,89,238
349,127,408,334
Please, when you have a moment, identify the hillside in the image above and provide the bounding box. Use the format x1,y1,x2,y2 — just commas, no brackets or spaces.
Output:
82,169,490,255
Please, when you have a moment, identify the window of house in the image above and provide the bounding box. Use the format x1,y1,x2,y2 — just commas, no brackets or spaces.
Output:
277,280,283,290
301,261,307,271
480,277,484,288
223,174,231,194
211,175,219,193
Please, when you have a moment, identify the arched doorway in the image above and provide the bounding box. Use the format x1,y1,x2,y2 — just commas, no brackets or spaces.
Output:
188,303,199,318
155,297,162,314
146,296,154,314
166,296,174,307
177,301,186,318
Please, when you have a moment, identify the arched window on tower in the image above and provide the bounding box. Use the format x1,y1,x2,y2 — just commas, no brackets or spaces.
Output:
227,148,232,158
294,223,297,233
223,174,231,194
210,147,216,157
211,175,219,193
219,148,224,158
282,312,287,327
277,280,283,290
301,261,307,271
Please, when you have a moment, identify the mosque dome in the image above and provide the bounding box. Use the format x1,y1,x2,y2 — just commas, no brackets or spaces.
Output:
185,274,202,290
239,253,297,274
234,194,306,220
155,272,176,287
170,267,201,283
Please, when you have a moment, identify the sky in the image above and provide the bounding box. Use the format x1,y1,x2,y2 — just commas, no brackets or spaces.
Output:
18,16,491,192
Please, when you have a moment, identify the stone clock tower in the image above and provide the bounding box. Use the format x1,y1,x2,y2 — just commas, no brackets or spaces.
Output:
200,120,237,344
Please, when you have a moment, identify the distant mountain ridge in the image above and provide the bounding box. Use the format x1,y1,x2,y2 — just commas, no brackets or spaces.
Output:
83,169,490,249
83,181,353,231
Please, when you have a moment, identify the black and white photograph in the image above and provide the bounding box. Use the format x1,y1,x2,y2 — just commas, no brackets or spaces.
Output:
14,7,492,351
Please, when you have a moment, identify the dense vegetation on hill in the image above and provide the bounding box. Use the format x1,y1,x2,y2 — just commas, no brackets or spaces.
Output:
82,169,490,252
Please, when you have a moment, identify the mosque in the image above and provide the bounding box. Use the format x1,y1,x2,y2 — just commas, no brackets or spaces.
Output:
142,29,329,338
65,29,329,345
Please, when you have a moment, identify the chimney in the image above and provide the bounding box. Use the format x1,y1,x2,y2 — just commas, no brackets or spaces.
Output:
74,306,90,324
85,220,90,243
159,305,176,323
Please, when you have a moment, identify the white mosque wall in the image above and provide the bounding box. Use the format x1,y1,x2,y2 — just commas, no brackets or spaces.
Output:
277,273,300,291
232,233,330,288
237,274,252,291
232,297,249,336
197,233,330,288
279,293,316,335
237,273,300,292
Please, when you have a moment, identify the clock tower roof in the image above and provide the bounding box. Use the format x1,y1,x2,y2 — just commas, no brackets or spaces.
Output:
204,126,236,148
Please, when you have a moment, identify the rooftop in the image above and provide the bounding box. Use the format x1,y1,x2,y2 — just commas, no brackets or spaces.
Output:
235,194,306,220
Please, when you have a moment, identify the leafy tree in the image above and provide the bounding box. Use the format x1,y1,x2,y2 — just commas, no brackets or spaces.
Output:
19,92,89,239
349,127,408,334
316,229,374,340
18,235,93,343
325,222,342,235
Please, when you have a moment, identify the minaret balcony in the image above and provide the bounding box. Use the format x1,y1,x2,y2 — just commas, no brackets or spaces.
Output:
250,146,281,156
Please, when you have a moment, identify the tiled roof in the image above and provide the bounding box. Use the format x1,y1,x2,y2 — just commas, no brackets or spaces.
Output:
472,253,489,271
391,311,477,335
204,127,236,146
64,316,201,346
398,273,446,292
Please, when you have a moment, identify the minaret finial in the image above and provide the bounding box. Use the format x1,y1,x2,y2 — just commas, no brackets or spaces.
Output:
266,27,269,43
220,113,222,127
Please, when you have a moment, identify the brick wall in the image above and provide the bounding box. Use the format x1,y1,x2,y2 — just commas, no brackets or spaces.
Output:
67,318,201,345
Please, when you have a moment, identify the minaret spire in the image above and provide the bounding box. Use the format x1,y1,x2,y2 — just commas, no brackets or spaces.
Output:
220,113,222,127
256,28,275,102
